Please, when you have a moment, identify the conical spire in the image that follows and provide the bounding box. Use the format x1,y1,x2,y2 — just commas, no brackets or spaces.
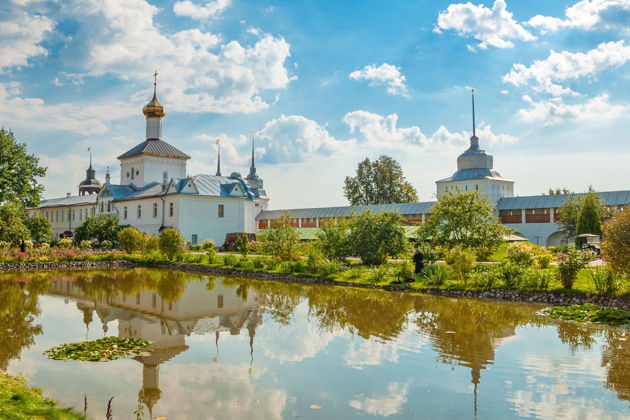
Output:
470,89,479,149
247,130,258,180
215,138,221,177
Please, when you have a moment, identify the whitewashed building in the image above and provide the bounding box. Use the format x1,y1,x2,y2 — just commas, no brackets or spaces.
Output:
28,82,269,245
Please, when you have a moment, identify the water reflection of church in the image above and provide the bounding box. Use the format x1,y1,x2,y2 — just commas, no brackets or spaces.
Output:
47,275,263,418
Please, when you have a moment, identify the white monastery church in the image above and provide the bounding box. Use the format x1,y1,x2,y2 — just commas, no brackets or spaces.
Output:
28,88,630,247
28,80,269,245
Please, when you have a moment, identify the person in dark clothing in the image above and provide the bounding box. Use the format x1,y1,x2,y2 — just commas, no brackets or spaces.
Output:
413,249,424,273
20,240,26,253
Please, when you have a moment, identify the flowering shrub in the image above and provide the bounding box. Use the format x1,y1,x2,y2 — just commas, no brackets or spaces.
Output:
79,240,92,249
0,241,10,249
0,247,127,263
58,238,73,248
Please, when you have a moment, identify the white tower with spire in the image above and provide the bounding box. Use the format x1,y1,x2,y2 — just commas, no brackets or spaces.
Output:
435,90,514,205
117,72,190,187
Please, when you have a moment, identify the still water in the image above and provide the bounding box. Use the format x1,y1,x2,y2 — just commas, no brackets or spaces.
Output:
1,268,629,419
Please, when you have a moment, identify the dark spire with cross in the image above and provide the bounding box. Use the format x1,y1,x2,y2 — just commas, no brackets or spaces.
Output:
247,130,259,180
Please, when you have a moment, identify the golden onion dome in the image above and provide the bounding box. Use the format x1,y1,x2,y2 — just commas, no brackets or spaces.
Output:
142,90,166,119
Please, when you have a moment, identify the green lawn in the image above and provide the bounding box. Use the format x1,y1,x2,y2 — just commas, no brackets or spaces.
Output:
0,372,86,420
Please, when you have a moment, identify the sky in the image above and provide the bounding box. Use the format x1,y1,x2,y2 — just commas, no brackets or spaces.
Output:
1,0,629,209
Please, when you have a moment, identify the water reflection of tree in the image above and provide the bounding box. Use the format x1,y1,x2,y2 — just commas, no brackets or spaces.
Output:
414,298,539,391
307,287,416,340
601,329,630,402
556,321,598,353
0,277,50,370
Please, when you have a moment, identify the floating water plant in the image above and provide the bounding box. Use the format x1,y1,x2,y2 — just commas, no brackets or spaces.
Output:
541,303,630,326
44,337,153,362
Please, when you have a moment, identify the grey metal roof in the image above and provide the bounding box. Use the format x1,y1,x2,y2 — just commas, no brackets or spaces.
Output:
498,190,630,210
36,194,97,208
118,138,190,160
437,168,511,182
257,201,436,220
191,174,263,200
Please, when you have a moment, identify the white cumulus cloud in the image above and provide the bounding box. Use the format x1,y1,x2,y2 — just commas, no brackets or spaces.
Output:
343,110,517,152
255,114,351,164
435,0,536,49
503,40,630,96
173,0,231,20
63,0,293,114
528,0,630,32
349,63,409,97
0,6,54,70
518,94,627,125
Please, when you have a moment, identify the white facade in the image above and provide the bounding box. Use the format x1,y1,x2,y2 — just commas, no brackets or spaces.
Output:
119,155,186,188
437,178,514,205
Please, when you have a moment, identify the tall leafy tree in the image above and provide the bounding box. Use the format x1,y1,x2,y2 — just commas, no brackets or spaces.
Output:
0,203,31,244
343,155,418,205
73,215,120,243
23,216,52,242
0,128,46,207
558,190,613,239
546,187,573,195
348,210,409,265
419,190,509,258
576,192,603,236
263,214,301,260
602,209,630,275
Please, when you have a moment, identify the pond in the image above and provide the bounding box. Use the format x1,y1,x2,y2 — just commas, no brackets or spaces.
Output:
1,268,629,419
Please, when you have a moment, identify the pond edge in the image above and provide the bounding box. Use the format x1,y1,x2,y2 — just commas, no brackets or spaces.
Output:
2,260,630,310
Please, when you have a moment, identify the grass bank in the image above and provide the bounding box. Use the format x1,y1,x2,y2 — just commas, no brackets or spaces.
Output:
0,371,86,420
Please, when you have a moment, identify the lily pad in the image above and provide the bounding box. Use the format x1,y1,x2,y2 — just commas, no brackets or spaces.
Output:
44,337,153,362
541,303,630,326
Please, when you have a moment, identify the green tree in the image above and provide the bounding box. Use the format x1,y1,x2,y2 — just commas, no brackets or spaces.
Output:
558,190,614,239
343,155,418,205
546,187,573,195
23,216,51,242
0,203,30,244
419,190,509,258
117,227,146,253
576,192,603,236
159,228,186,261
264,214,300,260
73,215,120,244
348,210,408,265
0,128,46,207
316,218,352,261
602,209,630,275
235,233,250,259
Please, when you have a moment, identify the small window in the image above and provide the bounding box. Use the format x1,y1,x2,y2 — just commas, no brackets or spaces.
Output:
91,208,95,216
137,205,142,219
126,172,130,178
136,293,140,304
131,167,134,180
153,203,158,218
169,202,174,217
107,201,112,212
475,184,478,191
217,295,224,309
123,206,127,220
192,234,198,245
136,170,139,175
152,294,157,308
61,211,64,222
163,171,168,183
218,204,224,218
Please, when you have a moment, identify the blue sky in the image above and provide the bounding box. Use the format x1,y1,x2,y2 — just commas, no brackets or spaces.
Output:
1,0,629,208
